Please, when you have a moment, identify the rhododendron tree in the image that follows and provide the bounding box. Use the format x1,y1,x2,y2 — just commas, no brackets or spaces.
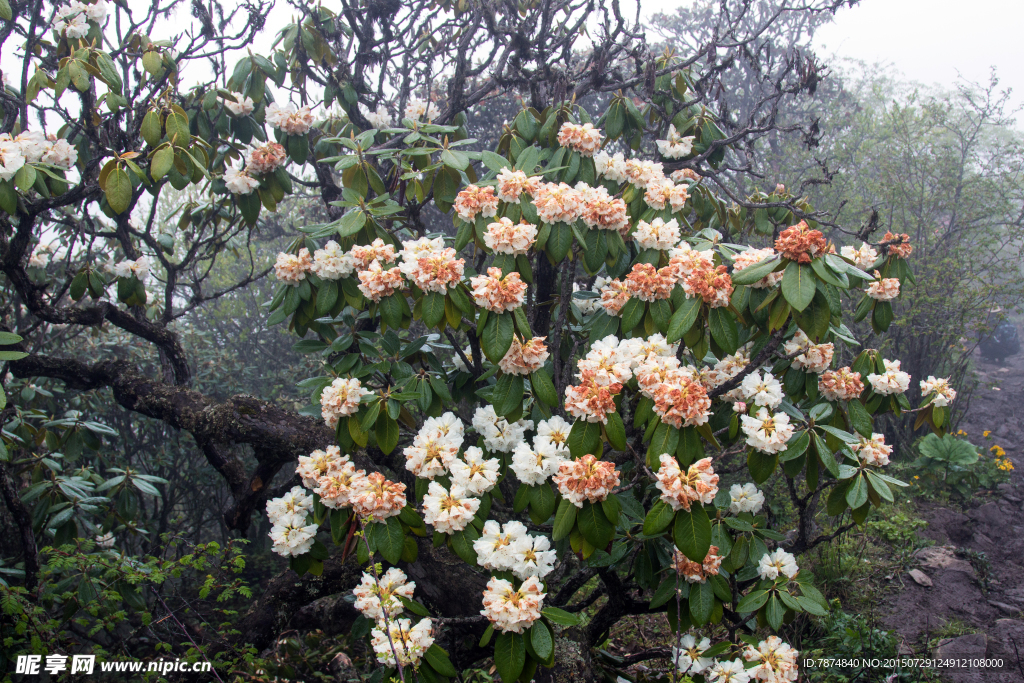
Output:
0,0,944,680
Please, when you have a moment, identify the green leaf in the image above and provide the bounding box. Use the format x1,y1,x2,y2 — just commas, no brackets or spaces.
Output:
765,594,785,630
530,620,554,661
667,296,702,343
450,526,479,564
846,399,873,437
552,498,577,541
730,255,781,285
917,433,979,466
673,505,712,562
845,473,869,509
0,332,23,345
531,369,558,407
540,607,581,626
494,373,525,417
781,262,815,312
649,576,681,609
421,291,446,329
642,500,675,536
165,112,190,145
619,297,644,333
105,168,133,214
374,517,405,565
379,293,403,329
487,313,515,363
568,419,602,458
376,415,399,454
578,501,614,548
337,209,367,237
423,645,458,677
708,307,738,354
0,0,12,22
736,589,770,613
647,424,679,466
812,431,840,477
494,632,526,683
604,412,627,450
689,580,714,626
747,450,778,485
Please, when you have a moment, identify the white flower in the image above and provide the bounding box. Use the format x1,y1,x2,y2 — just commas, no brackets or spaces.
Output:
452,345,472,373
673,634,713,674
867,359,911,395
510,440,565,486
220,91,255,117
106,256,150,281
265,102,314,134
841,242,878,271
0,134,27,181
311,240,355,280
84,0,107,22
405,98,440,122
370,618,434,668
361,104,392,129
743,636,799,682
449,446,500,495
224,166,260,195
422,481,480,534
403,424,460,480
851,433,892,467
268,511,318,557
352,567,416,620
480,576,545,633
535,416,572,450
41,139,78,169
508,534,557,579
758,548,799,580
15,132,46,163
320,377,371,429
295,445,346,488
266,485,313,521
920,375,956,407
28,243,53,268
740,371,784,409
729,483,765,514
472,405,530,452
57,11,89,38
473,520,528,571
577,335,633,386
740,407,794,454
656,124,696,159
633,218,680,250
707,658,752,683
594,151,628,183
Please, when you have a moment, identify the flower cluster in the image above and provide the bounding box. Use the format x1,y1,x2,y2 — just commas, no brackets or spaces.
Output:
266,103,314,135
472,406,533,452
220,91,255,117
920,376,956,407
532,182,582,225
883,231,913,259
867,359,911,395
740,371,784,409
733,247,783,289
403,414,464,479
818,367,864,401
475,520,556,579
656,124,696,159
107,256,150,281
743,636,800,682
784,330,834,373
866,271,900,301
499,336,549,375
405,98,440,122
357,260,407,302
224,166,260,195
598,278,631,316
671,546,724,583
362,105,392,129
510,417,570,485
246,142,287,175
449,447,501,496
350,238,398,270
350,472,407,522
730,483,766,514
741,407,795,454
312,240,355,280
625,262,675,301
469,267,527,312
682,261,733,308
774,221,828,264
397,236,465,293
556,122,603,156
633,218,681,250
52,0,107,38
454,184,499,222
352,567,416,620
1,131,78,180
841,242,878,270
636,356,712,429
370,618,435,667
274,248,312,285
552,454,620,507
480,576,546,633
655,455,719,511
484,217,538,255
320,377,371,429
576,183,630,232
266,486,318,557
758,548,799,580
643,178,689,212
422,482,480,534
495,168,539,203
851,433,892,467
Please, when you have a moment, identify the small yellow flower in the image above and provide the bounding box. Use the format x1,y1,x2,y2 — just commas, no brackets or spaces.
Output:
984,430,992,437
913,475,920,480
957,430,968,436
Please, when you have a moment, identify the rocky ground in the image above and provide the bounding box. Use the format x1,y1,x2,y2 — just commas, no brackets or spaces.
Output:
882,344,1024,682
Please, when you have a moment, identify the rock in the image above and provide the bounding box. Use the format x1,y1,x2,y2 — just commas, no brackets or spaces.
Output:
989,601,1020,616
915,545,977,577
934,633,987,659
909,569,933,587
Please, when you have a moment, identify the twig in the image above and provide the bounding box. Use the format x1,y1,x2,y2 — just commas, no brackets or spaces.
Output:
149,587,226,683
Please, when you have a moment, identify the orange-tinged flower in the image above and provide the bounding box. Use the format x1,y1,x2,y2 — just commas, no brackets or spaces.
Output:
499,336,549,376
651,368,711,428
469,267,528,312
564,369,622,424
350,472,407,521
818,367,864,401
683,264,733,308
774,220,828,263
274,248,312,285
357,261,407,302
454,184,499,222
671,546,724,583
556,122,603,156
552,454,620,507
625,263,675,302
350,238,398,270
883,231,913,259
599,278,630,316
656,455,719,511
